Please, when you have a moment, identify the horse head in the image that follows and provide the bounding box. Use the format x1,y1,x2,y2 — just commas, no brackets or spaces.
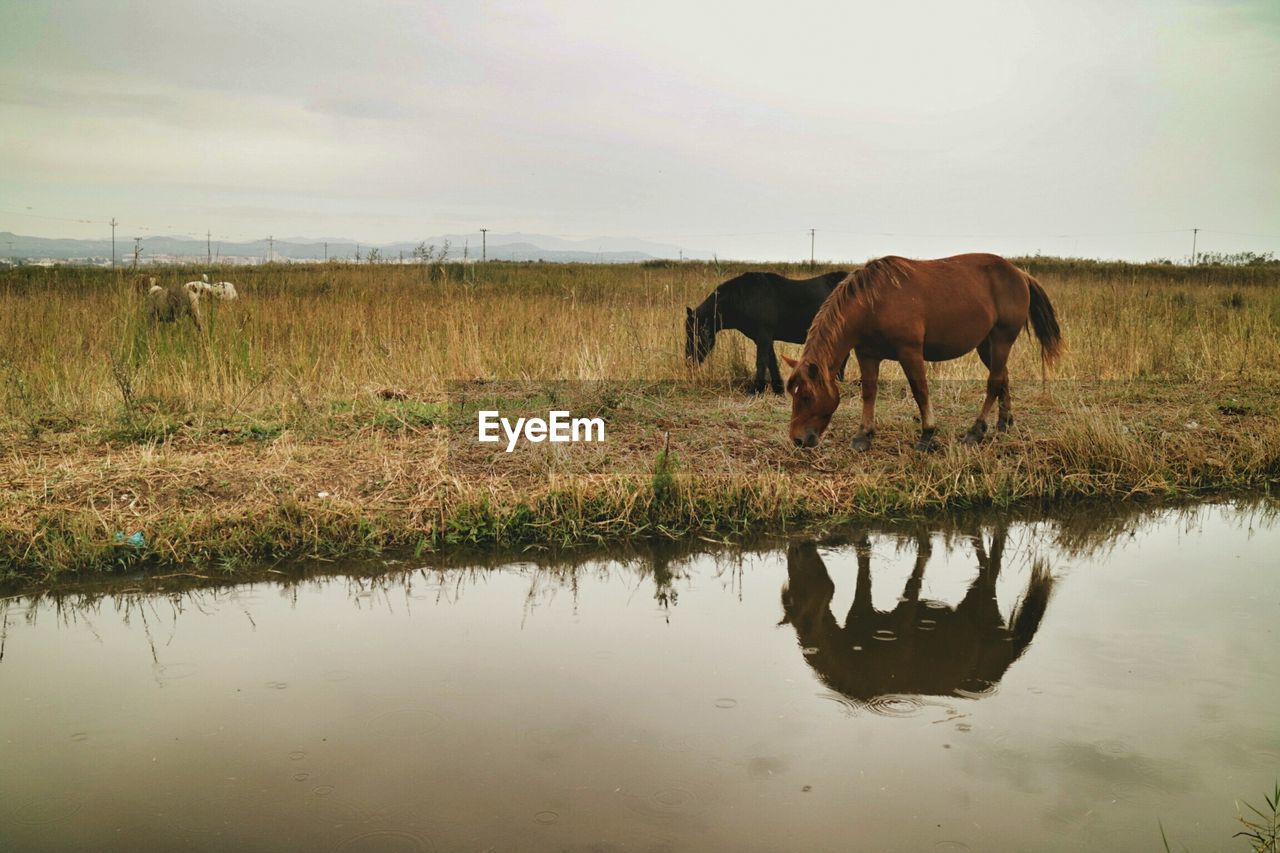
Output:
684,306,716,365
782,355,841,447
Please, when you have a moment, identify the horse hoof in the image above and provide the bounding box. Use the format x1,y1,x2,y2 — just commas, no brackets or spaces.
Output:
961,422,988,445
770,384,785,395
914,431,940,453
851,432,873,452
997,416,1014,433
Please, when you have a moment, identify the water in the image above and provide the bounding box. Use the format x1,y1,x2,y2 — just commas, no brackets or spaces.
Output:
1,504,1277,852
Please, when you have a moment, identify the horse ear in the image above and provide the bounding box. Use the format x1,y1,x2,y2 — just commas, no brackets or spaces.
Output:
781,354,799,369
806,362,819,379
686,306,693,318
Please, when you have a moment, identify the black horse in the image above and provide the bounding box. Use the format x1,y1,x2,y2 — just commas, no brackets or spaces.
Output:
685,270,848,394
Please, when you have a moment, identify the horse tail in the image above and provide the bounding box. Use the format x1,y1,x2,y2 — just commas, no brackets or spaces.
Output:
1025,275,1064,371
1009,559,1054,660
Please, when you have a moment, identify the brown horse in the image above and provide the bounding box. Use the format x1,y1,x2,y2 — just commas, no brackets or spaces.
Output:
780,524,1054,708
782,253,1063,451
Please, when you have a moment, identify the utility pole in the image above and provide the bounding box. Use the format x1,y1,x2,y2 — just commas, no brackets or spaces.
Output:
206,230,212,265
267,235,274,263
324,241,328,261
809,228,816,269
1191,228,1199,266
110,217,118,268
480,228,487,262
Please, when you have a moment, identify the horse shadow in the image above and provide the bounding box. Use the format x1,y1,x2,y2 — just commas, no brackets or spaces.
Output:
780,524,1054,708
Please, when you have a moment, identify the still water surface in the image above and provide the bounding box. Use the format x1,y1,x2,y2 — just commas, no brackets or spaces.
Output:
1,504,1277,851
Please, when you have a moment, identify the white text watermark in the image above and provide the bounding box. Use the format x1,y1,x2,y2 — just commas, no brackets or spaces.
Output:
477,410,606,452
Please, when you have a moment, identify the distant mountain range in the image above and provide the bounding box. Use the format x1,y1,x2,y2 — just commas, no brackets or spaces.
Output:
0,231,707,264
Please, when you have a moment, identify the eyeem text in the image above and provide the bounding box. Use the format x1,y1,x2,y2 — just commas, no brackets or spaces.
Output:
477,410,606,452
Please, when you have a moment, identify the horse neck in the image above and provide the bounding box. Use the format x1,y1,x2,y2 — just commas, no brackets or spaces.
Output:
696,294,724,330
806,298,864,371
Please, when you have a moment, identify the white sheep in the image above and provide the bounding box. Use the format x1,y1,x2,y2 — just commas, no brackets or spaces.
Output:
146,281,203,328
185,273,238,300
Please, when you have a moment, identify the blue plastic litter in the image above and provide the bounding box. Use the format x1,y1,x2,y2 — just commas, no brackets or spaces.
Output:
112,531,147,548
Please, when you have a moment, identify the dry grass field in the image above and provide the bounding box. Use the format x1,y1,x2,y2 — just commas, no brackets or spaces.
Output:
2,258,1278,582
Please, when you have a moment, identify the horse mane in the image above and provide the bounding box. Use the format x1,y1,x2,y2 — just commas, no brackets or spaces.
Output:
802,256,913,370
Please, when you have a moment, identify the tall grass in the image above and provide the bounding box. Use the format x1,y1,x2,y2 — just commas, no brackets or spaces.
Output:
2,259,1278,431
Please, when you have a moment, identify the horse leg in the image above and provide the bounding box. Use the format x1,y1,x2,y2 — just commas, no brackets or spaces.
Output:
846,535,875,624
851,355,880,452
963,339,996,444
750,338,770,394
902,530,931,602
987,335,1015,432
766,342,784,394
961,524,1006,627
836,353,850,382
965,335,1014,442
893,530,932,635
900,348,938,452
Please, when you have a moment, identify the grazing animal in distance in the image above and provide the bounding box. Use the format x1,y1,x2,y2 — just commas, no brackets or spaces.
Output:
185,276,238,300
685,270,849,394
145,280,203,329
780,524,1054,709
784,253,1063,451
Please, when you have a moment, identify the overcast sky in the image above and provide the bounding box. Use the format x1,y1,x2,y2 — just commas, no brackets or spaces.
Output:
1,0,1277,261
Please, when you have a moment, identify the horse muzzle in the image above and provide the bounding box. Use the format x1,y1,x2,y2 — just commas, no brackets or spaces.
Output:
792,431,819,449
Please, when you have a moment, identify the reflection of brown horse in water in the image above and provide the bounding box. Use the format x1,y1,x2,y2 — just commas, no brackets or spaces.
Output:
780,525,1053,708
783,253,1063,451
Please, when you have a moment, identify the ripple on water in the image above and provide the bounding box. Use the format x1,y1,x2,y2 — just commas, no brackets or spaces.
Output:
934,841,972,851
9,796,83,826
288,750,307,761
622,786,699,821
864,695,926,718
533,810,559,825
1095,739,1133,759
156,662,198,683
802,646,819,656
305,790,378,830
872,629,897,642
916,619,938,632
713,698,738,709
955,679,996,699
817,692,864,716
335,828,434,852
